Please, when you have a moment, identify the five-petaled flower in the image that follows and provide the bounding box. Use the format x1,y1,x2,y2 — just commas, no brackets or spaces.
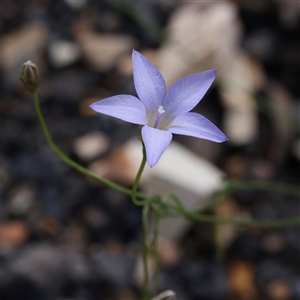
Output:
90,50,228,167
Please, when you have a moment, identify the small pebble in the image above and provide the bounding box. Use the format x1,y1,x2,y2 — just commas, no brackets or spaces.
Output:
158,237,182,267
262,233,285,253
267,279,292,300
228,260,257,299
48,40,81,68
8,184,36,216
0,221,30,247
73,132,110,161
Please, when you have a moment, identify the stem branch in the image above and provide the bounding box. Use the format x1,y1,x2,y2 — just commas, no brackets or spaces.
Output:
142,204,150,300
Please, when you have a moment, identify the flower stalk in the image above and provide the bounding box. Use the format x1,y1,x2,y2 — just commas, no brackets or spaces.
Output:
142,204,150,300
131,141,148,206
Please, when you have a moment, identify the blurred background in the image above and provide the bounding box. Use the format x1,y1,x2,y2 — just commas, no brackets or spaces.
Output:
1,0,300,299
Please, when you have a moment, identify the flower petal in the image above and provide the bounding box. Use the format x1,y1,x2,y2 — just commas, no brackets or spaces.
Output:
168,112,228,143
142,126,173,167
132,50,166,113
90,95,147,125
163,69,217,117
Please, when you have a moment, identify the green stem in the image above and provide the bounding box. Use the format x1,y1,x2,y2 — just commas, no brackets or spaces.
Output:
32,91,147,199
229,179,300,196
152,213,160,295
184,213,300,228
142,204,150,300
157,190,300,228
163,191,300,228
213,203,226,261
198,179,300,214
131,143,147,206
214,221,224,260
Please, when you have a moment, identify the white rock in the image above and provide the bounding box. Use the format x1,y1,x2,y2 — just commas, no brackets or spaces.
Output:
73,132,110,161
8,184,36,215
48,40,81,68
64,0,87,9
224,108,258,145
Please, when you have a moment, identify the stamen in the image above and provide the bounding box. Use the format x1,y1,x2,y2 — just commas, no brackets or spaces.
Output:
153,106,165,128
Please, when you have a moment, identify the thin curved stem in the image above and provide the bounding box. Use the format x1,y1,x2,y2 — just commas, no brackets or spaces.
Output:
131,142,148,206
152,213,160,295
214,221,224,261
163,192,300,227
198,179,300,214
32,91,147,199
229,179,300,195
142,204,150,300
184,213,300,228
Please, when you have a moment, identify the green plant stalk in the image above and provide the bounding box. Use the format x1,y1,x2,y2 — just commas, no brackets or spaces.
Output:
162,192,300,227
142,204,150,300
185,212,300,227
214,221,225,261
152,213,160,295
230,179,300,196
198,179,300,214
213,202,225,261
131,143,148,206
32,91,147,199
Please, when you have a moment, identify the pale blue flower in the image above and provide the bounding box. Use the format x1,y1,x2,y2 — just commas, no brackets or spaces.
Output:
90,50,228,167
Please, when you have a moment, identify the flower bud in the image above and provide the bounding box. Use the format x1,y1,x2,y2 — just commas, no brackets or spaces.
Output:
20,60,40,93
